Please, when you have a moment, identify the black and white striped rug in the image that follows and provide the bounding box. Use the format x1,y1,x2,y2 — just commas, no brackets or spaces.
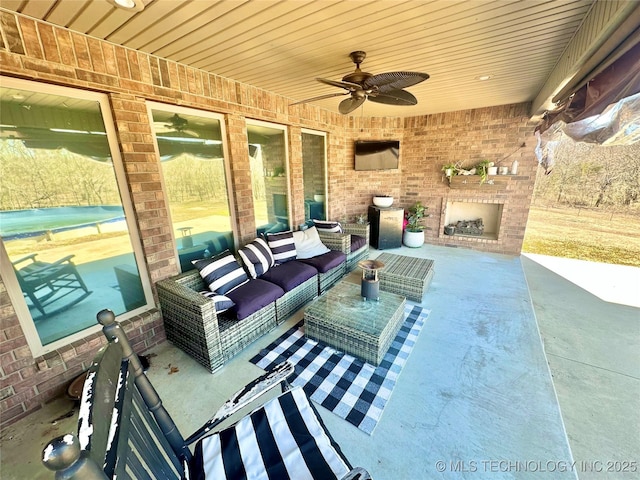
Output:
250,304,429,435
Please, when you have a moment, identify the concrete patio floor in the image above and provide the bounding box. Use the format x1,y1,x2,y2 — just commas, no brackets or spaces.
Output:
1,245,638,479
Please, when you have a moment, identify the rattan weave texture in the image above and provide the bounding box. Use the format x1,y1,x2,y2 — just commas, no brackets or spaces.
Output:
157,270,277,372
318,262,346,294
304,282,406,365
274,276,318,324
318,223,370,272
376,253,435,302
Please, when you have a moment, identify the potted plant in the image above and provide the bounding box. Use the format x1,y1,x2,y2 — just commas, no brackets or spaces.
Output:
403,201,430,248
441,162,459,181
355,213,367,224
475,159,495,184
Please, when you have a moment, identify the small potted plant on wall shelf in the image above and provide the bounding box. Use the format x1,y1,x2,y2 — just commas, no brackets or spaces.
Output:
475,159,495,184
403,201,430,248
441,162,459,181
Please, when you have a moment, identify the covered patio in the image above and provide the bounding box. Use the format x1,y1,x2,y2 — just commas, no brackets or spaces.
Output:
2,244,638,479
1,1,639,477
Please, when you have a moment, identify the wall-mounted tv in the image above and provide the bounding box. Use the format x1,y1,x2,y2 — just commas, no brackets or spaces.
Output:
354,140,400,171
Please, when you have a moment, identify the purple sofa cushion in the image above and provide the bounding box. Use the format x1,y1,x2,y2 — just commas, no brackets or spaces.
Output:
226,279,284,320
260,261,317,291
299,250,346,273
350,234,367,252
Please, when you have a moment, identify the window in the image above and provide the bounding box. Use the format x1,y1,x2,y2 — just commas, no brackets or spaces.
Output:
0,78,152,355
149,105,235,271
301,130,327,222
246,121,290,235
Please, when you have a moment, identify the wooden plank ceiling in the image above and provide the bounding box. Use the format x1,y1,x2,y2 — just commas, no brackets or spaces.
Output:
1,0,597,117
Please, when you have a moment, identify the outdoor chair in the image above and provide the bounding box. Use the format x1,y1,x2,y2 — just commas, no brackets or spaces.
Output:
42,309,372,480
12,253,91,317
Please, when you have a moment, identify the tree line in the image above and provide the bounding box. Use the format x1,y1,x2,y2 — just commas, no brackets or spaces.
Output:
0,140,120,210
0,140,233,211
533,137,640,211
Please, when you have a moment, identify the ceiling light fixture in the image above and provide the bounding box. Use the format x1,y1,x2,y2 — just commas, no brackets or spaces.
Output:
476,75,493,81
107,0,145,12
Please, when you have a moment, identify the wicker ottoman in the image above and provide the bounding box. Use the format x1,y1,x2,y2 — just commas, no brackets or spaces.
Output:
304,281,406,366
376,253,435,302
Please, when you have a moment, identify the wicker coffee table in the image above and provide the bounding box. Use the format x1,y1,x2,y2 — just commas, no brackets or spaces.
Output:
304,281,406,366
376,253,435,302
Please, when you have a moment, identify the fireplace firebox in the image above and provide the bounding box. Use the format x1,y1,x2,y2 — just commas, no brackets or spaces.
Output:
443,201,503,240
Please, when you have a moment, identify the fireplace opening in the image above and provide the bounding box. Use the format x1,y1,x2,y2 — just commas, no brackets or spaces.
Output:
443,201,503,240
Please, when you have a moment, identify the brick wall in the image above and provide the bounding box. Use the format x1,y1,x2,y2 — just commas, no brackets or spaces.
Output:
0,11,538,426
400,105,538,254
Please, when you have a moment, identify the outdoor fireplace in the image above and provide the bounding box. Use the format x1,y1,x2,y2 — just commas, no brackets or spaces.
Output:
443,201,503,240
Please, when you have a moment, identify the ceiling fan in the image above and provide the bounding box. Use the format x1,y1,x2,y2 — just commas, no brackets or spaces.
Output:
153,113,199,137
291,51,430,114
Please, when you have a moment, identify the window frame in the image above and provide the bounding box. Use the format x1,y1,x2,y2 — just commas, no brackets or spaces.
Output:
0,76,154,357
246,119,291,233
301,128,328,220
146,102,237,271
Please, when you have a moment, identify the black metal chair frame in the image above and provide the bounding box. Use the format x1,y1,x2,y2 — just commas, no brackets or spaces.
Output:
12,253,92,317
42,310,371,480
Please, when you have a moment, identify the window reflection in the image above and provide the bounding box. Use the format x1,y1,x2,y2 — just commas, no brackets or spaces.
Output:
0,85,147,346
302,131,327,222
247,122,290,235
151,108,234,271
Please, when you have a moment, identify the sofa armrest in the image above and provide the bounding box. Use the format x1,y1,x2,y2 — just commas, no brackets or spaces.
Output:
317,231,351,254
342,223,370,245
157,271,225,372
156,271,220,327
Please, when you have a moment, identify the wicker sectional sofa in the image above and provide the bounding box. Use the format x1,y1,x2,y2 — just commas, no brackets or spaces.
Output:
156,228,352,373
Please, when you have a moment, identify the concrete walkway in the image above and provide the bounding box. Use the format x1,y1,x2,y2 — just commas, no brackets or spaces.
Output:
521,253,640,480
1,246,638,479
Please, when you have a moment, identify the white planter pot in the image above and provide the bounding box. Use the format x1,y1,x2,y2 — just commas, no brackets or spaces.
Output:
487,166,498,175
403,230,425,248
373,196,393,207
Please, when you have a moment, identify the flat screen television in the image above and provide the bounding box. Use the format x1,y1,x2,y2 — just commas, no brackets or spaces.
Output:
354,140,400,170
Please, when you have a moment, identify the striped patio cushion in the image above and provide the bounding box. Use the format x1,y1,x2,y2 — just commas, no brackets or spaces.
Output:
192,251,249,295
238,238,275,278
198,291,235,313
191,386,350,480
312,219,343,233
266,231,297,264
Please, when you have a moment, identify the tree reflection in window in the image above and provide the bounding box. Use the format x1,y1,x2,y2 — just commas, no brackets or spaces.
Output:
151,108,235,271
0,84,148,347
247,121,290,236
302,131,327,222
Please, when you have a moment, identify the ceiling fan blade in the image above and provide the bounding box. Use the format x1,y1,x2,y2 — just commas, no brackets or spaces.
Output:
369,89,418,106
290,91,349,106
364,71,430,92
339,96,366,114
316,78,361,91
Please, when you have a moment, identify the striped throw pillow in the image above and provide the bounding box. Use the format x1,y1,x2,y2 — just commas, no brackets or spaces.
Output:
312,219,343,233
238,238,275,278
192,250,249,295
266,231,297,264
198,291,235,314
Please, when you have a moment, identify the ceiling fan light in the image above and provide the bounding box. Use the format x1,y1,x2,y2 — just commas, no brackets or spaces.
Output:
108,0,145,12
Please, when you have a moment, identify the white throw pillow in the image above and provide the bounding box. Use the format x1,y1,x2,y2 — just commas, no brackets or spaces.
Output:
292,226,331,259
